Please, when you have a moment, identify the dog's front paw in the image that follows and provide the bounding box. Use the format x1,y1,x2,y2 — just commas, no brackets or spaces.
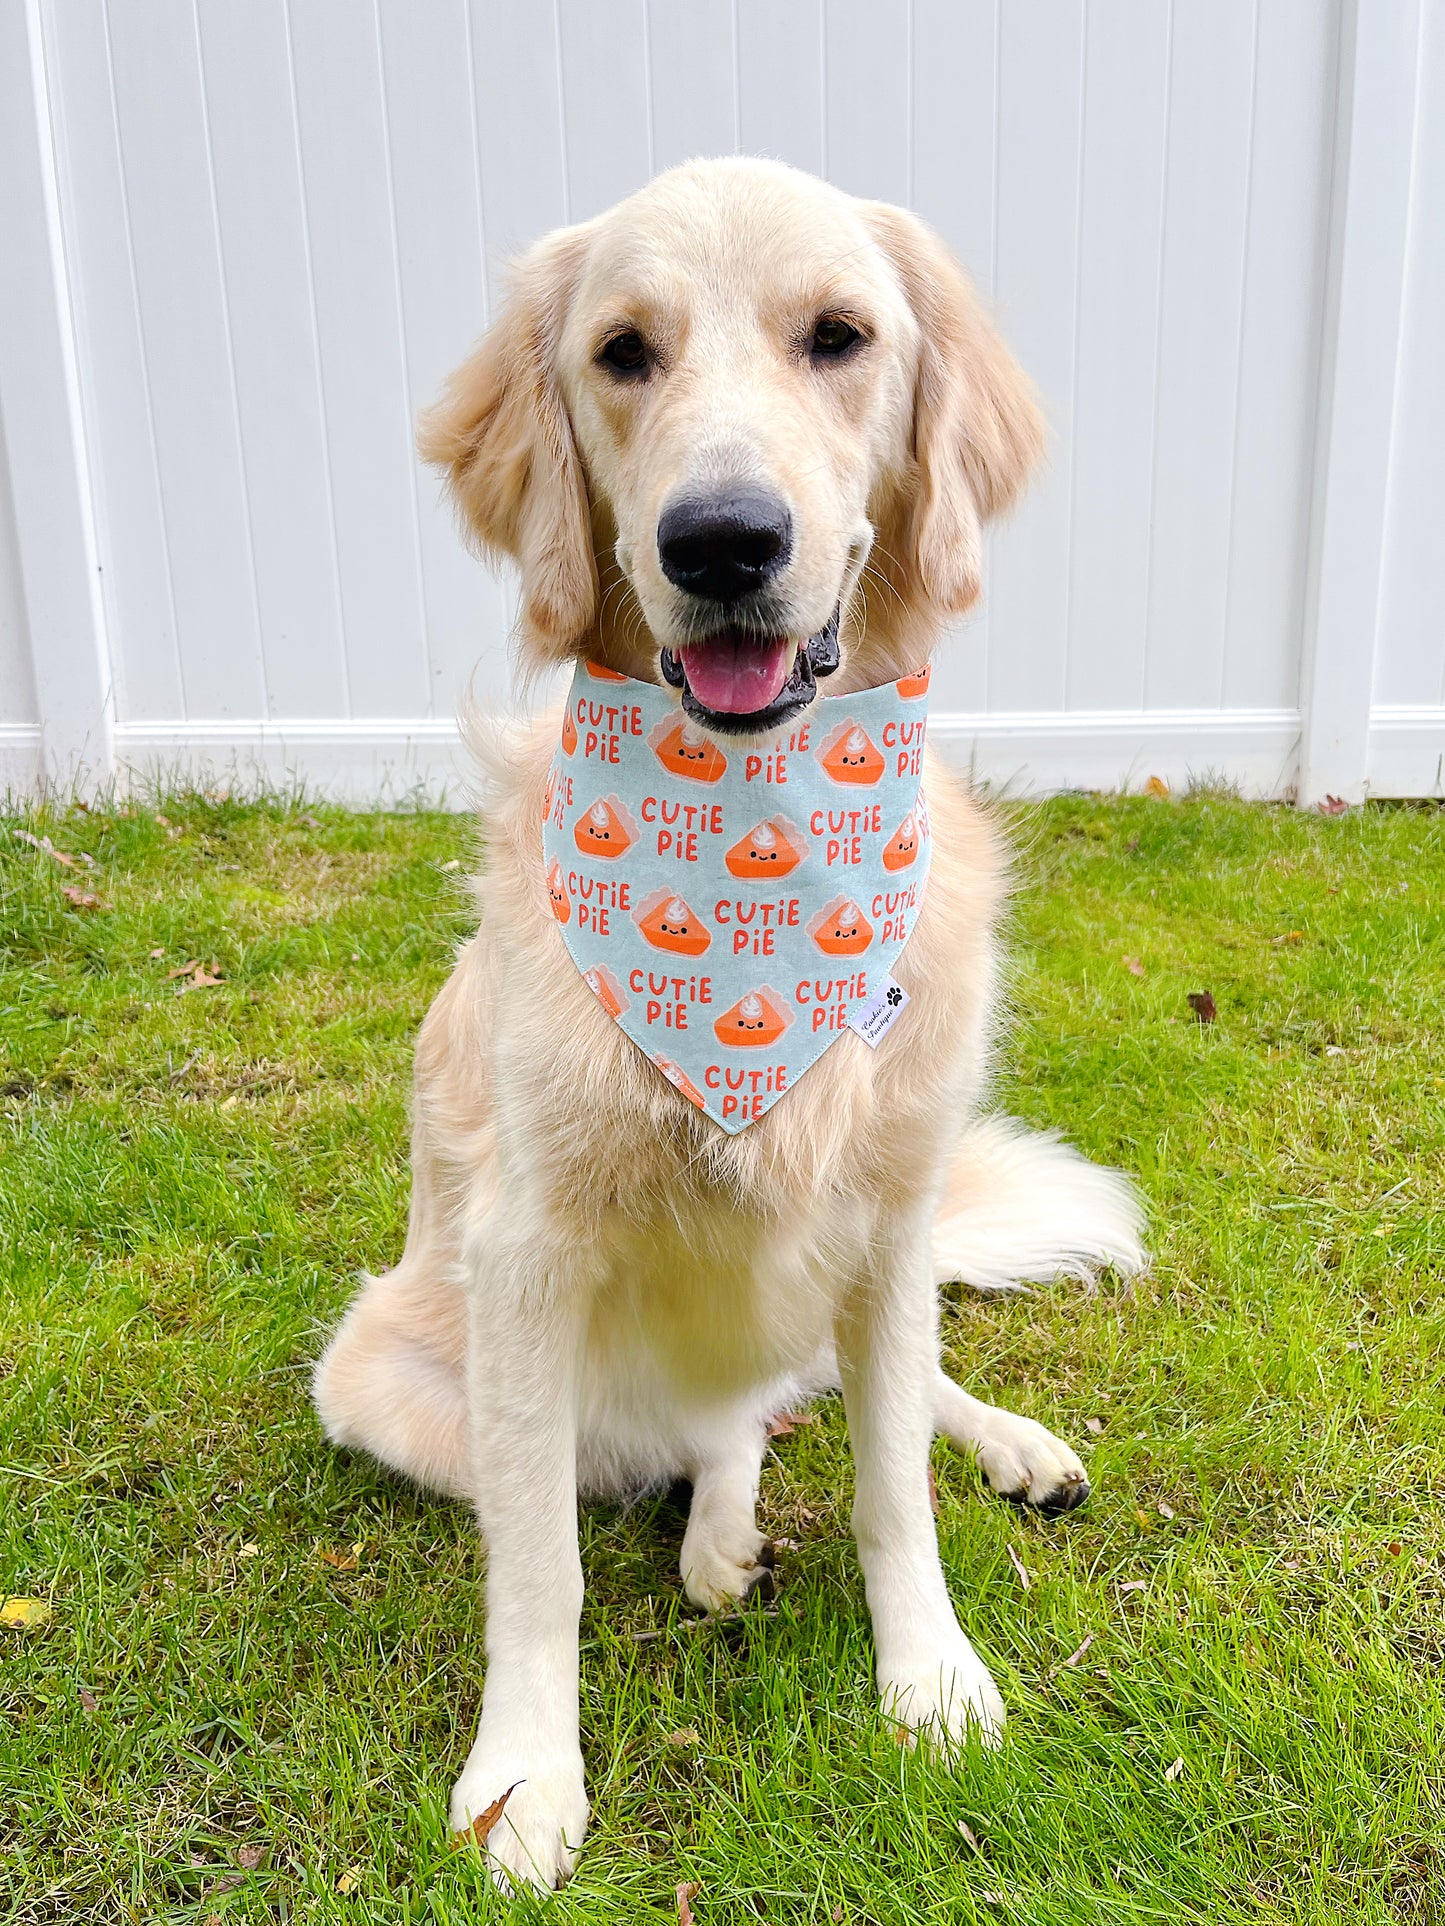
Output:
975,1413,1090,1517
450,1740,588,1893
680,1516,777,1612
879,1635,1005,1750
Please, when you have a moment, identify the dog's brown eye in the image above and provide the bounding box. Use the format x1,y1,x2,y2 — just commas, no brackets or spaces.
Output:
810,316,863,359
599,330,649,375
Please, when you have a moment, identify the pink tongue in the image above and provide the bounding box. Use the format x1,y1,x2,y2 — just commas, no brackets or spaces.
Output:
679,635,794,714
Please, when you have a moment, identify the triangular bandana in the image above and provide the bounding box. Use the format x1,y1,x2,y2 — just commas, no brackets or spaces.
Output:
541,660,933,1133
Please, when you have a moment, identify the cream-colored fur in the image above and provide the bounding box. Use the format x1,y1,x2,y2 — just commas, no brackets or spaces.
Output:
313,159,1144,1893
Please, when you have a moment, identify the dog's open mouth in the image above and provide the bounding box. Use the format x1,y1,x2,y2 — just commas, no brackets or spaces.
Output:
660,608,840,736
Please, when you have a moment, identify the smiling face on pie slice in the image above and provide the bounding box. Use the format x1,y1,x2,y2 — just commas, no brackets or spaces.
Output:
724,816,807,879
713,986,791,1049
809,895,874,955
819,722,885,785
561,706,578,756
896,664,932,699
582,964,626,1019
649,713,728,783
573,794,637,859
635,888,711,956
545,857,570,922
653,1054,708,1109
882,810,920,871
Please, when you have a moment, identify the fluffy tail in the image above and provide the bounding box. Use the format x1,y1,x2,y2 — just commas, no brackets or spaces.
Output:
932,1116,1147,1292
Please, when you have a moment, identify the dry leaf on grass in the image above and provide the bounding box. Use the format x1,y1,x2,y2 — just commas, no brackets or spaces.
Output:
1186,991,1216,1023
78,1684,98,1711
1157,1502,1176,1520
336,1867,363,1894
1121,955,1145,977
1118,1579,1148,1594
62,886,106,910
957,1820,983,1853
318,1547,358,1571
766,1410,814,1438
927,1461,940,1515
1143,774,1170,799
149,946,165,958
1084,1415,1105,1435
1271,930,1304,945
665,1727,700,1748
14,830,95,869
1164,1756,1185,1782
164,959,201,979
236,1844,265,1871
1,1597,50,1630
677,1881,701,1925
454,1780,522,1848
1318,794,1349,816
175,965,223,995
1006,1545,1031,1592
1050,1633,1095,1677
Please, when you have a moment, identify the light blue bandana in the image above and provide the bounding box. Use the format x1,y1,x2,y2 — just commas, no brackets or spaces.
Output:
542,660,933,1132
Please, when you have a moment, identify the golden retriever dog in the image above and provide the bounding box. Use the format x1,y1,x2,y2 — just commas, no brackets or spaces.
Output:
313,158,1144,1892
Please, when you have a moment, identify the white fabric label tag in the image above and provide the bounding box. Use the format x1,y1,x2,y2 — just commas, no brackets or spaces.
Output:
848,975,910,1049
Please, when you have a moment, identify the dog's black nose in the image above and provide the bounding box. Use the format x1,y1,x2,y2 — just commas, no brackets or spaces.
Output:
657,491,792,602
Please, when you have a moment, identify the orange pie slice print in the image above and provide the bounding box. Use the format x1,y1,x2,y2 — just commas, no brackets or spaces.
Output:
724,816,807,879
653,1054,708,1109
545,857,570,922
649,713,728,783
809,896,874,956
582,964,627,1019
585,661,629,682
896,664,932,699
561,706,578,755
882,809,921,871
635,888,711,956
573,794,637,859
713,986,791,1049
819,721,885,785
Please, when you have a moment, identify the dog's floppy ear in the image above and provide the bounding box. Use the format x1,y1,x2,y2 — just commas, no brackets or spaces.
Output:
866,204,1045,617
418,227,597,657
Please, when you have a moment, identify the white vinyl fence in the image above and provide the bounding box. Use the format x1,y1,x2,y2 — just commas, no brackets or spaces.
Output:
1,0,1442,804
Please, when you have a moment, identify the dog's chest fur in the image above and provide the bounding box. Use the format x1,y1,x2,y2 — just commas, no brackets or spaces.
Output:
428,713,1006,1396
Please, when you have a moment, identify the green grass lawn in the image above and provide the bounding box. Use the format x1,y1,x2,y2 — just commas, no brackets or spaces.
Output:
2,787,1442,1925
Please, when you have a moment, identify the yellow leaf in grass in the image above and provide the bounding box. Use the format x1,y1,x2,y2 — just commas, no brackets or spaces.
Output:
1,1597,50,1629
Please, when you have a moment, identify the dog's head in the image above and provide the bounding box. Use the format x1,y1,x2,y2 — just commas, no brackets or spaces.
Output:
421,158,1042,736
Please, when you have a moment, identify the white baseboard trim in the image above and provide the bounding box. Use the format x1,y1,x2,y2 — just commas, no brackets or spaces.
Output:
113,716,468,804
928,706,1302,798
0,722,43,795
100,706,1312,803
1367,706,1445,798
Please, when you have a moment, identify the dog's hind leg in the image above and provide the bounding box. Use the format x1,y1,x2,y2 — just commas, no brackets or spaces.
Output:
933,1371,1089,1516
312,1253,472,1501
679,1413,776,1612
